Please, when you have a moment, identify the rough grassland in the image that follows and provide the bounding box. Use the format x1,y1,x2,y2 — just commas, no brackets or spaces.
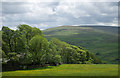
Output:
43,26,119,64
2,64,118,76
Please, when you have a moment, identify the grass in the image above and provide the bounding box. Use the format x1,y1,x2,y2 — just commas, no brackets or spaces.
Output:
43,26,119,64
2,64,118,76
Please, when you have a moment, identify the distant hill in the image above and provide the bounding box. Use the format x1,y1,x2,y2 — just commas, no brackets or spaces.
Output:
43,26,119,64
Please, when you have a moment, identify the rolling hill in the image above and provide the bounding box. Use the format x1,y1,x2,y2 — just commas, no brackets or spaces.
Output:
43,26,119,64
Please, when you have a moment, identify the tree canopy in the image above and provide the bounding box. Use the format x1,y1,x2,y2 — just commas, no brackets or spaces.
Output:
1,24,102,71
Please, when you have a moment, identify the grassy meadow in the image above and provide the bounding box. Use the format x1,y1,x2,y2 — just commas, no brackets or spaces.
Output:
2,64,118,76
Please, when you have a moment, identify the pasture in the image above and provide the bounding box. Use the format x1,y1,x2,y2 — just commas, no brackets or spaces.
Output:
2,64,118,76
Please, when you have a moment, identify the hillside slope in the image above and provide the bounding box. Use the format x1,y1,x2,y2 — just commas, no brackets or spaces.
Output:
43,26,119,64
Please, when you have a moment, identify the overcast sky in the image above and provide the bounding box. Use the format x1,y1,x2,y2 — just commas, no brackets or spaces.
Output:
1,0,119,30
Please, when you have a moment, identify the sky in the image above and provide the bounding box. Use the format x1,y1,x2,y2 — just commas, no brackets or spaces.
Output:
0,0,119,30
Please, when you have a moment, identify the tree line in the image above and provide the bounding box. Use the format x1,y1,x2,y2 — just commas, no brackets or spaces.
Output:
1,24,102,71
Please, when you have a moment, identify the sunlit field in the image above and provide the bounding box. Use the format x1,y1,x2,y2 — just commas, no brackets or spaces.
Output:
2,64,118,76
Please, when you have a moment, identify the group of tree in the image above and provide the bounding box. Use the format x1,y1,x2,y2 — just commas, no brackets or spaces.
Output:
1,24,102,71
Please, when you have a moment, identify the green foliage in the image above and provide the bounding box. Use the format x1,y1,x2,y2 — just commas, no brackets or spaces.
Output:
47,41,61,65
2,41,10,54
18,24,43,45
2,26,14,52
0,47,6,63
18,52,33,65
89,52,102,64
53,55,61,64
50,38,101,64
29,35,49,65
7,52,19,62
2,50,6,58
2,24,102,71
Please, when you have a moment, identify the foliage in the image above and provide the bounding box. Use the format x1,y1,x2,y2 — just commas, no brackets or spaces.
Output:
2,24,102,71
7,52,19,62
50,38,101,64
29,35,49,65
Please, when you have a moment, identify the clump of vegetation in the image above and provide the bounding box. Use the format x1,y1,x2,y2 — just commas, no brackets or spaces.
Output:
1,24,102,71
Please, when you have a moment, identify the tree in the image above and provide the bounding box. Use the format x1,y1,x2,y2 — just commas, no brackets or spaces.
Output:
47,41,61,65
2,25,102,71
29,35,49,65
32,27,43,37
89,52,102,64
0,47,7,63
11,30,26,53
18,24,43,45
2,40,10,54
2,26,14,52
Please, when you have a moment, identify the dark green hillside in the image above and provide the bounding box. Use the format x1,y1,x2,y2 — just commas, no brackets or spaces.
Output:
43,26,119,64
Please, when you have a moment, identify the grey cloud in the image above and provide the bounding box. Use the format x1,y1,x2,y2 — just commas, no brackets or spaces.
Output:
55,2,117,25
2,2,32,14
1,2,118,30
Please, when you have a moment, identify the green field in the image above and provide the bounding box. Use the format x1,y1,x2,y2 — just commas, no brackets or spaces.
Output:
2,64,118,76
43,26,119,64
